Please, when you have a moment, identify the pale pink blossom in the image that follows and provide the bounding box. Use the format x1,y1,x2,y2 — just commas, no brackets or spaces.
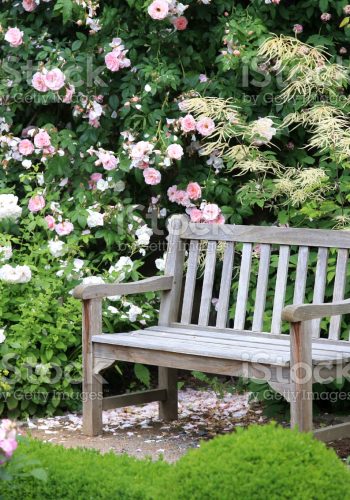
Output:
18,139,34,156
180,114,196,133
55,221,74,236
32,72,48,92
28,195,45,213
45,215,55,230
174,190,190,206
202,203,220,221
105,51,121,72
91,172,103,182
148,0,169,20
166,143,184,160
186,182,201,200
172,16,188,30
1,438,17,457
167,185,178,202
4,27,24,47
44,68,65,91
34,130,51,149
189,208,203,222
143,167,161,185
62,84,75,103
22,0,37,11
96,152,118,170
196,117,215,136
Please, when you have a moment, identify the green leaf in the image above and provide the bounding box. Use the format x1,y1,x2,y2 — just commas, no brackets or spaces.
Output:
340,17,350,28
72,40,82,51
54,0,73,24
134,364,150,387
29,468,48,481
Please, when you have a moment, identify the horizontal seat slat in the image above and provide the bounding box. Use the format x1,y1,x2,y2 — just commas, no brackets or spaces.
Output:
181,223,350,248
92,329,350,365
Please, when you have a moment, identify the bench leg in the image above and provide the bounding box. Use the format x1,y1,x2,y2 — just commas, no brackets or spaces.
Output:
83,372,103,436
158,367,178,421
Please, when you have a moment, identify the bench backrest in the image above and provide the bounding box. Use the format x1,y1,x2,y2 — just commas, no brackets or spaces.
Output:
159,216,350,341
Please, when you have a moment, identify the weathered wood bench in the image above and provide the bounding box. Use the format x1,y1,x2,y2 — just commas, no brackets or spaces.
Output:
74,215,350,441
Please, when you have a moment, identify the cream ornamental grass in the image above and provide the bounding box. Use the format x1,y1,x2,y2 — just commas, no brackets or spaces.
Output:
274,167,331,206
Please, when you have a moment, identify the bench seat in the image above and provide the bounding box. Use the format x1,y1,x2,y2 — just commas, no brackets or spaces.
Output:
92,326,350,366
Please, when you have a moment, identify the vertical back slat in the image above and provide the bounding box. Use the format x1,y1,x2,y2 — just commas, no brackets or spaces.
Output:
216,242,235,328
233,243,253,330
271,245,290,334
198,241,217,326
293,246,310,305
181,240,200,324
312,247,328,338
329,248,348,340
252,244,271,332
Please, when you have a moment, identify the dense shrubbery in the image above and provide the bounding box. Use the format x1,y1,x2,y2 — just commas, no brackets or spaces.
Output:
3,424,350,499
1,0,350,417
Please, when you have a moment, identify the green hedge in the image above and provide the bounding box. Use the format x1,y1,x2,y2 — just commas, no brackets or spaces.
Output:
3,424,350,500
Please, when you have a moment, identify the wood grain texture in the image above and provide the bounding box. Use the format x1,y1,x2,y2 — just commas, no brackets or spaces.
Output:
282,299,350,322
198,241,217,326
181,240,200,324
181,223,350,248
290,320,313,432
329,249,348,340
73,276,173,300
158,367,178,420
271,245,290,334
216,242,235,328
252,244,271,332
314,422,350,442
234,243,253,330
312,248,328,338
293,246,309,305
82,298,103,436
102,388,166,411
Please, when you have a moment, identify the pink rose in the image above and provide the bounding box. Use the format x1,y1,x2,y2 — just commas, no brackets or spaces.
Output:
1,438,17,458
55,221,74,236
186,182,201,200
18,139,34,156
148,0,169,20
62,84,75,104
172,16,188,31
44,68,65,91
45,215,55,230
4,27,24,47
32,72,48,93
143,167,161,185
22,0,37,11
196,117,215,136
180,114,196,133
166,143,184,160
28,195,45,213
174,190,190,207
167,185,178,202
98,152,118,170
34,130,51,149
189,208,203,222
216,213,225,224
105,51,121,72
202,203,220,221
91,172,103,182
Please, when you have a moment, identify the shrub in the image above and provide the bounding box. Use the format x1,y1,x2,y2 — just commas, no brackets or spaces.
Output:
3,424,350,499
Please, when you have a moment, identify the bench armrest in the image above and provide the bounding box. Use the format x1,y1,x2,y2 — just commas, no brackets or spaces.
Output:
73,275,174,300
282,299,350,323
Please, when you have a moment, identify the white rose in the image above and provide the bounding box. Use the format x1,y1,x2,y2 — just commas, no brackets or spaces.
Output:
96,179,109,191
0,264,31,283
0,194,22,221
82,276,105,285
87,210,104,228
128,304,142,322
0,245,12,261
48,240,65,257
0,329,5,343
155,258,165,271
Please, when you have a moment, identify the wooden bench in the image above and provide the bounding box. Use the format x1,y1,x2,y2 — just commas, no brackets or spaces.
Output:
74,215,350,441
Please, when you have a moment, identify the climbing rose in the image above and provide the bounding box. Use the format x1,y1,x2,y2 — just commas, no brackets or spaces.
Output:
4,27,24,47
186,182,202,200
202,203,220,221
18,139,34,156
28,195,45,213
45,215,55,230
143,167,161,185
196,117,215,136
166,143,184,160
172,16,188,30
180,114,196,133
55,221,74,236
105,51,121,72
44,68,65,91
22,0,37,11
34,130,51,148
148,0,169,20
32,72,48,92
167,185,178,202
188,208,203,222
293,24,303,34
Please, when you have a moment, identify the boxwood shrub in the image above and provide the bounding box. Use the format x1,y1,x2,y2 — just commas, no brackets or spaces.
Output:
3,424,350,500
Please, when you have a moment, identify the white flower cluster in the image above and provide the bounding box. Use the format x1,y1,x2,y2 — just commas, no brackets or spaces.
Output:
87,209,104,228
48,240,65,257
0,194,22,221
0,245,12,261
250,118,277,146
135,225,153,246
0,264,31,283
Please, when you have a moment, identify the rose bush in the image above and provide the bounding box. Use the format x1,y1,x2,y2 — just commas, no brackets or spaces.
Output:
1,0,350,417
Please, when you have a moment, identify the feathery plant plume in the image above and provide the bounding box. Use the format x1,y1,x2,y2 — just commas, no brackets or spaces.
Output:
333,215,350,230
274,167,331,206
